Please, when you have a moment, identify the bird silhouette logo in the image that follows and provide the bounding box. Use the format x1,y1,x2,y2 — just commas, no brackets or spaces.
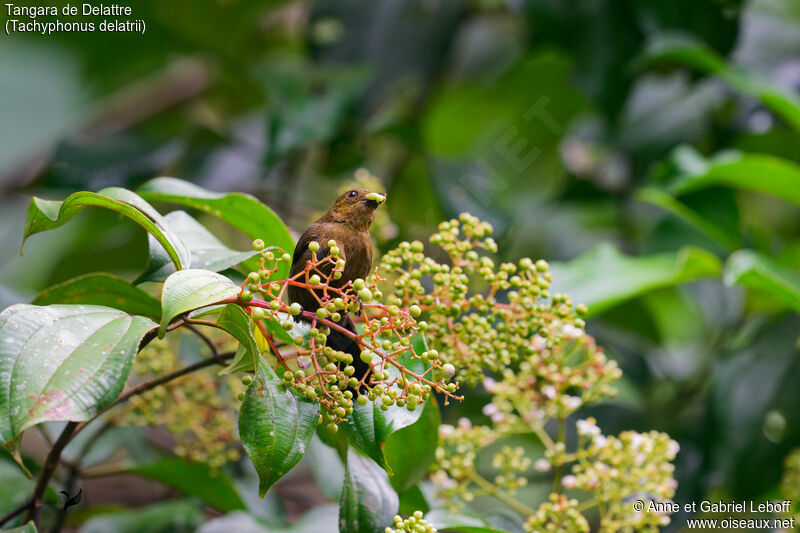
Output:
59,488,82,510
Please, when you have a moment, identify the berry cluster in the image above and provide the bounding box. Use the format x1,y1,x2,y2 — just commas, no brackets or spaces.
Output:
377,213,589,385
523,494,590,533
431,417,498,510
240,239,461,430
555,418,678,532
481,333,621,426
385,511,438,533
118,338,243,469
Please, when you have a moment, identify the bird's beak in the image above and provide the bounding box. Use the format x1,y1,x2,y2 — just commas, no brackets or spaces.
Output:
365,192,386,208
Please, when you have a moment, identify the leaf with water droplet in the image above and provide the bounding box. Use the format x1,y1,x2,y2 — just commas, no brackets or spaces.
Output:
0,304,156,475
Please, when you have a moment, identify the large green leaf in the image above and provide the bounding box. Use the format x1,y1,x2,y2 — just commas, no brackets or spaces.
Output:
138,178,294,277
0,304,156,472
550,244,721,316
32,273,161,321
126,458,246,513
78,500,202,533
342,338,430,471
239,364,319,497
216,304,259,374
339,448,398,533
425,510,509,533
3,522,37,533
159,269,240,337
383,396,441,493
137,211,257,284
655,147,800,207
640,39,800,132
341,397,424,473
635,187,740,251
22,187,189,270
724,250,800,313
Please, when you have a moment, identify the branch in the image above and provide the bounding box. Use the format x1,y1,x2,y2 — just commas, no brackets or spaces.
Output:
26,422,79,524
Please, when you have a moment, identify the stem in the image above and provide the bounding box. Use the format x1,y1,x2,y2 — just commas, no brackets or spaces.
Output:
26,422,79,525
576,498,599,512
185,323,219,357
0,499,33,528
552,417,565,493
469,472,536,516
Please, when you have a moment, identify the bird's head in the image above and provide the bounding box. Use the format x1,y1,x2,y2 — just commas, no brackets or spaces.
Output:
326,188,386,229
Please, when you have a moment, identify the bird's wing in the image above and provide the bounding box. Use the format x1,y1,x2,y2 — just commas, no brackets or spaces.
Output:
290,223,347,278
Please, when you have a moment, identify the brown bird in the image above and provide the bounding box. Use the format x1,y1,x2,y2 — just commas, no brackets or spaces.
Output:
288,188,386,375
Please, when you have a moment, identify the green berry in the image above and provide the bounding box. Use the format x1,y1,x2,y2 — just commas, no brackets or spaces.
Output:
252,239,265,251
409,304,422,317
360,350,374,364
242,375,253,385
309,241,320,252
310,274,321,286
358,288,373,302
442,363,456,378
290,302,302,316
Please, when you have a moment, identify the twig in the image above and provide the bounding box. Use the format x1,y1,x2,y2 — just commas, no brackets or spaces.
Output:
185,323,219,357
0,499,33,528
26,422,79,525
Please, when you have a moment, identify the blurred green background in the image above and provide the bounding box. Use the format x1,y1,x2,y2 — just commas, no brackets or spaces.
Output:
2,0,800,530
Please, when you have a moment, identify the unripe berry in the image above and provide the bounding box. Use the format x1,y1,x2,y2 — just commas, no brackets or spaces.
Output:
442,363,456,378
252,239,265,251
309,274,321,286
309,241,320,252
290,302,302,315
358,288,373,302
409,304,422,317
242,375,253,385
360,350,374,364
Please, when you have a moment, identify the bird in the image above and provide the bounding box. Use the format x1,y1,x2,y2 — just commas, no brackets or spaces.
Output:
288,188,386,378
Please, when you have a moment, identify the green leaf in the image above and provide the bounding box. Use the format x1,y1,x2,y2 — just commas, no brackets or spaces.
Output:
339,448,398,533
22,187,189,271
77,500,202,533
724,250,800,313
137,211,257,284
32,273,161,321
138,178,294,278
640,38,800,132
125,458,246,513
159,269,240,337
654,147,800,207
0,304,156,473
425,510,509,533
342,338,430,472
550,244,721,316
216,304,259,374
239,364,319,497
3,521,37,533
635,188,740,251
0,458,35,518
341,397,424,473
383,396,441,493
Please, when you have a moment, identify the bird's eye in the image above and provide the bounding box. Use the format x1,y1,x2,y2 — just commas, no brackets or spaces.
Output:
347,190,358,199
